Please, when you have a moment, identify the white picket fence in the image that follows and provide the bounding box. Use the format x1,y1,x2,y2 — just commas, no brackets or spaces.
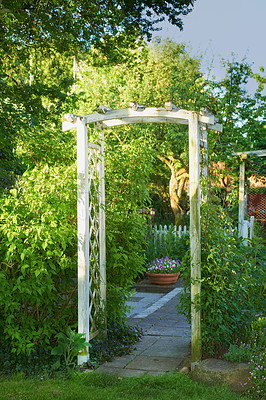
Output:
153,218,254,246
240,216,255,243
153,224,188,245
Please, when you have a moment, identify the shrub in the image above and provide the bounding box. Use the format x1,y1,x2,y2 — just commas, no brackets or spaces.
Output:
177,203,265,356
104,132,154,323
106,209,147,323
0,129,153,354
0,164,78,355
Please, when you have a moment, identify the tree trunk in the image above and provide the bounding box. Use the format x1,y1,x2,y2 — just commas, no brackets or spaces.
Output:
159,156,189,226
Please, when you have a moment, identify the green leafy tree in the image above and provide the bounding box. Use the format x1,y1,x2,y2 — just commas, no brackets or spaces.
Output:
206,58,266,210
0,0,197,193
0,0,196,52
73,40,209,225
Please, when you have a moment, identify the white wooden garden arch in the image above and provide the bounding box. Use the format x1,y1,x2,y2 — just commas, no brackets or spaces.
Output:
63,103,222,368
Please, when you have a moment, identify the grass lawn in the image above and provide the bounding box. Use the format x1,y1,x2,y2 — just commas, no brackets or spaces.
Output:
0,372,252,400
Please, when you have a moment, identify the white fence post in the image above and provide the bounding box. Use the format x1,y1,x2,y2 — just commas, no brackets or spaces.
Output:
240,216,255,244
250,216,255,240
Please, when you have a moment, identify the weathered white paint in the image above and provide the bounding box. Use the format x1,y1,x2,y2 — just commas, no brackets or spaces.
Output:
153,224,188,247
250,216,255,240
62,120,77,131
232,150,265,239
238,159,246,236
232,150,266,157
98,123,106,310
200,126,208,203
83,107,219,128
241,216,255,244
76,117,90,365
189,112,202,368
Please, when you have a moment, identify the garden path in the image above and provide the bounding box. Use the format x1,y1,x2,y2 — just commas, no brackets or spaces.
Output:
96,280,191,376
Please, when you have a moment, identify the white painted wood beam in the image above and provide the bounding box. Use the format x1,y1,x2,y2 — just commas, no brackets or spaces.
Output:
98,123,106,317
232,149,266,157
62,120,77,132
98,116,189,127
63,109,221,131
76,117,90,365
83,108,192,125
238,159,246,236
189,111,202,369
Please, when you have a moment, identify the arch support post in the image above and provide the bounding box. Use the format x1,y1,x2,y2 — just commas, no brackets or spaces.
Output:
189,112,202,369
98,123,106,324
76,117,90,364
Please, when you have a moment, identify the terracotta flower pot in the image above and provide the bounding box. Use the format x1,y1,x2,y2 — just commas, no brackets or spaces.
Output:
146,271,180,285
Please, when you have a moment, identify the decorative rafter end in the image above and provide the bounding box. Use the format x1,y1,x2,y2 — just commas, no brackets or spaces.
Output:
130,101,146,111
165,102,180,112
97,105,113,114
64,113,77,123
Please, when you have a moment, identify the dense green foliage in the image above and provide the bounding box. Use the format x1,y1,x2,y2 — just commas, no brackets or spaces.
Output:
73,41,208,225
177,203,265,357
102,128,155,322
0,0,195,52
0,165,78,354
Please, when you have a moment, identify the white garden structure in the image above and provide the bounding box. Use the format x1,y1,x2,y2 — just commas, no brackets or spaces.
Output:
232,149,266,241
63,103,222,369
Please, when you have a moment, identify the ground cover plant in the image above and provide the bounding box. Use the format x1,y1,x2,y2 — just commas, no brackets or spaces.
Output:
224,317,266,399
0,372,251,400
0,323,142,377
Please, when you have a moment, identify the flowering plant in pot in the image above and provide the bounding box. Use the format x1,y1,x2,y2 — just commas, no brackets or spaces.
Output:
146,257,181,285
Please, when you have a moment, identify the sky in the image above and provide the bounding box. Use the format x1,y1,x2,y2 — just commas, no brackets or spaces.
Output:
154,0,266,87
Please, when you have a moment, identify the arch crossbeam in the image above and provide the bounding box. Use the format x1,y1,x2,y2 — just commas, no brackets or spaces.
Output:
63,106,222,132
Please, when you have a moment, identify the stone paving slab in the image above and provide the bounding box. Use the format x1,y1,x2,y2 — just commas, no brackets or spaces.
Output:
130,288,183,319
126,292,163,317
125,355,183,372
141,336,190,357
147,327,191,337
130,335,159,354
95,287,191,376
131,278,185,294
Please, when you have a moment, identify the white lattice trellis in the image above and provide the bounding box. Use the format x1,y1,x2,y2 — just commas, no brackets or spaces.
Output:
88,143,101,339
75,118,106,364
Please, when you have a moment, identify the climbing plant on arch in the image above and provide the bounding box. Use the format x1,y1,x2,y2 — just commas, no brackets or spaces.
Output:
62,103,222,368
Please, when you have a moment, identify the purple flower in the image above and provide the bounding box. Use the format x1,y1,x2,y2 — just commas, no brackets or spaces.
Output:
147,257,181,274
